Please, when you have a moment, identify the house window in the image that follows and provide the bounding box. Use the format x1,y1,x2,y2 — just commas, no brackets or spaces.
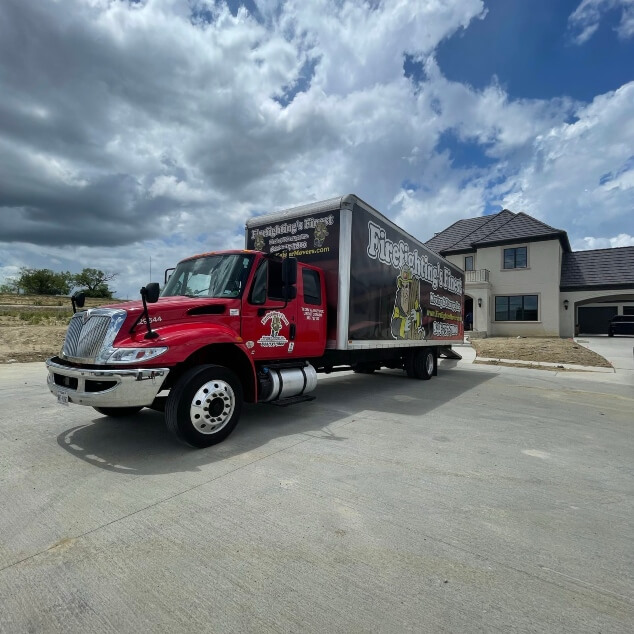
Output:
464,256,474,271
503,247,527,269
495,295,538,321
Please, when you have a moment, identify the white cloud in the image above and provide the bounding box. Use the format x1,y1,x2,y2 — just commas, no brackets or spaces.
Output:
393,178,488,239
0,0,632,300
573,233,634,249
568,0,634,44
497,83,634,237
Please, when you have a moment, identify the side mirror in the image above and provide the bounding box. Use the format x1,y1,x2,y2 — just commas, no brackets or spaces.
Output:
164,268,175,284
284,285,297,301
71,292,86,314
282,257,297,286
144,282,160,303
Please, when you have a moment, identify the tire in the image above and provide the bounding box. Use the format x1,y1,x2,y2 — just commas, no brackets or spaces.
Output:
405,348,434,380
608,330,614,337
93,406,144,417
165,365,243,448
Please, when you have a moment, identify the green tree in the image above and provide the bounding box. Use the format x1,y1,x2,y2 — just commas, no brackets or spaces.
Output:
73,268,117,298
18,268,73,295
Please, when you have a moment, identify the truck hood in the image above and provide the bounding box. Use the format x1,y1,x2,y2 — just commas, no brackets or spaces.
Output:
105,296,239,333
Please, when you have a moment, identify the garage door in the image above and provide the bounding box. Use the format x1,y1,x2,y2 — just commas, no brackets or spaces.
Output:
578,306,618,334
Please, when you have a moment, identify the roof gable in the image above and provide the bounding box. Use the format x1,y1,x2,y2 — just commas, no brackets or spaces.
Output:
425,209,570,254
477,213,568,246
425,216,490,253
448,209,515,251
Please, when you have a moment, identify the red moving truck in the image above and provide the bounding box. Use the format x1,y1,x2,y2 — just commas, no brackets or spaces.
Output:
47,195,464,447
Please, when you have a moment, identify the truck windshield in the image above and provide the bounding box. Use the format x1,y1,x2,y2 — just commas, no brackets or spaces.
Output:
161,254,254,299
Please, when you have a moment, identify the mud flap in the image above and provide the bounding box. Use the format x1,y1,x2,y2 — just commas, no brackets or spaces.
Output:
438,346,462,360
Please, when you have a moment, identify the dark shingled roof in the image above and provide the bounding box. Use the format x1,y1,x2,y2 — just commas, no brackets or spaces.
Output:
561,247,634,289
424,215,492,254
425,209,571,254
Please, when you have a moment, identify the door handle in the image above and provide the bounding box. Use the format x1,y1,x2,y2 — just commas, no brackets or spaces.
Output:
290,323,296,340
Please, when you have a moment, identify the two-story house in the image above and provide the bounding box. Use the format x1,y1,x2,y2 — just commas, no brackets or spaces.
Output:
425,210,634,337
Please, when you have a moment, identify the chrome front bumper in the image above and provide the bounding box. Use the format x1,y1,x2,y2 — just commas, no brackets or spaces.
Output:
46,358,170,408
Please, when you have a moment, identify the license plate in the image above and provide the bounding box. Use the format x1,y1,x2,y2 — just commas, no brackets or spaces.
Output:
57,392,69,406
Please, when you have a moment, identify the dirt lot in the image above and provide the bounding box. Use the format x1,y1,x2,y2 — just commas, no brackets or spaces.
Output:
0,294,117,363
0,323,68,363
470,336,611,368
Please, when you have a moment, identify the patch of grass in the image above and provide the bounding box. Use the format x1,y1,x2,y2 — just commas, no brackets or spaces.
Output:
13,310,72,326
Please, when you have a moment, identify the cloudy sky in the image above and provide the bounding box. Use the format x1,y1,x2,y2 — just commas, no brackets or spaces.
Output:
1,0,633,299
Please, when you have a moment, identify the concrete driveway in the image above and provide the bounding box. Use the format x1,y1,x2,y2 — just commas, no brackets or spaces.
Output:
576,334,634,381
0,360,633,633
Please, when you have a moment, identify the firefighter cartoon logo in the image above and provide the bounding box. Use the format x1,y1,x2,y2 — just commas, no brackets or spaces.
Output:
270,313,282,337
254,233,265,251
313,221,329,247
391,266,426,340
258,311,289,347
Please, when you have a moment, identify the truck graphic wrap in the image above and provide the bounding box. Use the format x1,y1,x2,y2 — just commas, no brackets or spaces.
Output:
246,210,341,343
349,207,463,341
258,311,289,347
391,266,426,340
246,211,339,264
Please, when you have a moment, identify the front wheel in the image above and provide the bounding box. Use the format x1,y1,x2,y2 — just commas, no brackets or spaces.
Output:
405,348,434,380
165,365,243,448
93,406,144,417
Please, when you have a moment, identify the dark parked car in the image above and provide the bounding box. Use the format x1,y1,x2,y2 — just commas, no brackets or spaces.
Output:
608,315,634,336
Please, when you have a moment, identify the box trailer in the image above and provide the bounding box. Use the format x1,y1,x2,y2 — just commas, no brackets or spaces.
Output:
245,194,464,361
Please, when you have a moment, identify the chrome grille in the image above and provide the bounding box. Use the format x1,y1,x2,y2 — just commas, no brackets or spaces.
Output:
61,309,127,363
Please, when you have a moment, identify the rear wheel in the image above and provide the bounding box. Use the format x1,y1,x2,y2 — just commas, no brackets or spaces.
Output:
165,365,242,448
93,406,143,417
405,348,434,380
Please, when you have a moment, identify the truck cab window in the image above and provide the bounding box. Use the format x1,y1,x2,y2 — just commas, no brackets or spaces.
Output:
249,258,286,304
250,261,268,304
267,259,284,300
303,269,321,305
162,254,252,299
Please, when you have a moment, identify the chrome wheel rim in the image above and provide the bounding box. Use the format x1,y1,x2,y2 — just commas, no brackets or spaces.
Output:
189,380,235,434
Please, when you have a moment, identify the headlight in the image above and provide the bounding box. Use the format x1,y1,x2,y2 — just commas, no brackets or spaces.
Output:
106,347,168,364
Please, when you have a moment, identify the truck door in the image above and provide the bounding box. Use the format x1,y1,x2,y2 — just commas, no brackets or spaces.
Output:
242,258,298,360
292,266,327,358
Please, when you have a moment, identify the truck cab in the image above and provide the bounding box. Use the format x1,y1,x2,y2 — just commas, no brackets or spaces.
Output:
47,250,325,447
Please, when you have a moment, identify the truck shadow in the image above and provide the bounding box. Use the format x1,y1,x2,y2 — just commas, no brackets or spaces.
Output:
56,364,494,475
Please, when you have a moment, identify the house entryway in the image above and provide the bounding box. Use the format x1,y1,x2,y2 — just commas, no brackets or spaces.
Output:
464,296,473,332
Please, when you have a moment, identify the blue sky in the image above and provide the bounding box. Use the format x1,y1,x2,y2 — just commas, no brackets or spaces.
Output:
0,0,632,299
437,0,634,102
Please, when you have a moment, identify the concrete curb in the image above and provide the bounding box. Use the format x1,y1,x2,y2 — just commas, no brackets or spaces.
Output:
474,357,615,373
